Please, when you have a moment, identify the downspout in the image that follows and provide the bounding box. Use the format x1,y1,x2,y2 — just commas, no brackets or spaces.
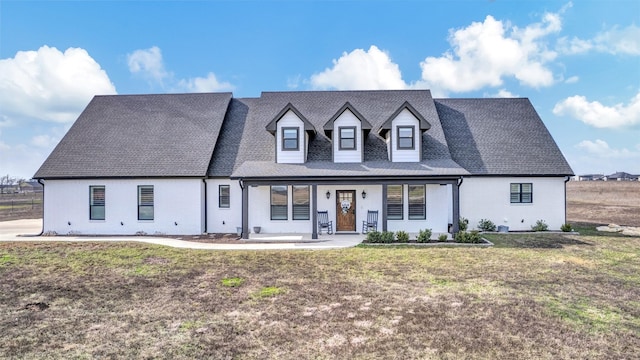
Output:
564,176,571,225
36,179,45,236
202,178,207,234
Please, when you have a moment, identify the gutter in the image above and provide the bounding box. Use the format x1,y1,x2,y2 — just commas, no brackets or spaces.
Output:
36,179,45,236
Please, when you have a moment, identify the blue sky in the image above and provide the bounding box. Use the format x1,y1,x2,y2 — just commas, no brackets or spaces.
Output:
1,0,639,180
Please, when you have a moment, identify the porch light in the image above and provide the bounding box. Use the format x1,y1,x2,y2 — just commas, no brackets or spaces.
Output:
326,191,331,199
361,190,367,199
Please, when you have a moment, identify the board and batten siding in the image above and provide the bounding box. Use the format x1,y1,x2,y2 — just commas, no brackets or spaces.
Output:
459,177,567,231
206,179,242,233
391,108,421,162
333,109,362,163
42,179,205,235
275,110,305,164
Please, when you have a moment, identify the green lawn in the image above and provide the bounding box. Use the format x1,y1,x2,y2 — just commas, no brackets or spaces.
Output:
1,227,638,359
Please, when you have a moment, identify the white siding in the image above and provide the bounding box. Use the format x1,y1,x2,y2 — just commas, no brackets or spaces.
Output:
276,110,305,164
333,109,362,163
43,179,204,235
206,179,242,234
460,177,567,231
391,109,421,162
387,184,449,233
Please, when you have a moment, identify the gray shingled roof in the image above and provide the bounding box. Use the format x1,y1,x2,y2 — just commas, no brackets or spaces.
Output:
435,98,573,176
34,93,232,178
219,90,456,178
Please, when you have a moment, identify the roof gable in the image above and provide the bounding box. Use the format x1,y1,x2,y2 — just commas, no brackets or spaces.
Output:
378,101,431,137
264,103,317,135
322,102,372,137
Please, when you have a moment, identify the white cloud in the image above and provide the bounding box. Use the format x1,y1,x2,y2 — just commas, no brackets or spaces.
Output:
127,46,169,83
176,73,234,92
128,46,233,93
576,139,640,159
558,24,640,56
553,92,640,128
309,46,407,90
30,134,58,148
0,45,116,124
565,75,579,84
418,10,563,95
493,89,518,98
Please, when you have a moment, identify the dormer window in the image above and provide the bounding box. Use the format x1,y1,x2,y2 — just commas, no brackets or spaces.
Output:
397,126,415,150
282,127,299,151
339,126,356,150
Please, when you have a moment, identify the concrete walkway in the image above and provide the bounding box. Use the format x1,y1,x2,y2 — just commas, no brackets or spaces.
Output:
0,219,364,250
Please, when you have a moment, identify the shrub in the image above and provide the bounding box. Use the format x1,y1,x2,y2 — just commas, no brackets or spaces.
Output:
396,231,409,243
416,228,432,243
438,234,448,242
531,220,549,232
381,231,395,243
459,217,469,232
477,219,496,232
561,223,573,232
365,230,381,243
455,230,482,243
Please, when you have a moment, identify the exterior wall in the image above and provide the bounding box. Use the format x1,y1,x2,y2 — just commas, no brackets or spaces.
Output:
42,178,204,235
459,177,567,231
391,109,421,162
275,110,305,164
248,185,314,233
206,179,242,234
333,109,362,163
386,184,449,233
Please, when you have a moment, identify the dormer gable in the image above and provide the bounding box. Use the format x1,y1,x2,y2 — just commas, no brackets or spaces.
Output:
377,102,431,162
265,103,316,164
322,102,372,163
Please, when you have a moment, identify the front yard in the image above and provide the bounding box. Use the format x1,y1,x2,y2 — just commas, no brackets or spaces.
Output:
1,226,638,359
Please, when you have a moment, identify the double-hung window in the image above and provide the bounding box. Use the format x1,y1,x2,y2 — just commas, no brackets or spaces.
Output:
339,127,356,150
387,185,403,220
282,127,299,151
138,185,154,220
510,183,532,203
89,186,105,220
408,185,426,220
397,126,415,150
219,185,230,208
292,185,310,220
270,185,288,220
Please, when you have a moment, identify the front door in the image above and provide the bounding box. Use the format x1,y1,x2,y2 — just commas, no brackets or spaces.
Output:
336,190,356,232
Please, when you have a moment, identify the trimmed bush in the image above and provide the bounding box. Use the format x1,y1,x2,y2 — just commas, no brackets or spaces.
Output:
438,234,448,242
459,217,469,232
531,220,549,232
416,228,432,243
396,231,409,243
365,230,381,243
455,230,482,243
561,223,572,232
381,231,395,243
478,219,496,232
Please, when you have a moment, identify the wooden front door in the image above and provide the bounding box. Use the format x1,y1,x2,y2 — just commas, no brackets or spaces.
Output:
336,190,356,232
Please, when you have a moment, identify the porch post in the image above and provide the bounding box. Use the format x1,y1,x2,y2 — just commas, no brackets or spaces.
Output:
311,184,318,239
452,181,460,234
242,183,249,239
381,184,388,232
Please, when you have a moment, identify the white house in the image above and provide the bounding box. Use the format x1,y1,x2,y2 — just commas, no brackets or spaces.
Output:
34,90,574,237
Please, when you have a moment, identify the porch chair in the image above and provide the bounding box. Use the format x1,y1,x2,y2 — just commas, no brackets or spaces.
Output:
317,211,333,235
362,210,378,234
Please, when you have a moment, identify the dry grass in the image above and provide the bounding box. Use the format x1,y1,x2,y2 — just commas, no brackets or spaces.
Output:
0,193,42,222
1,230,639,359
567,181,640,226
